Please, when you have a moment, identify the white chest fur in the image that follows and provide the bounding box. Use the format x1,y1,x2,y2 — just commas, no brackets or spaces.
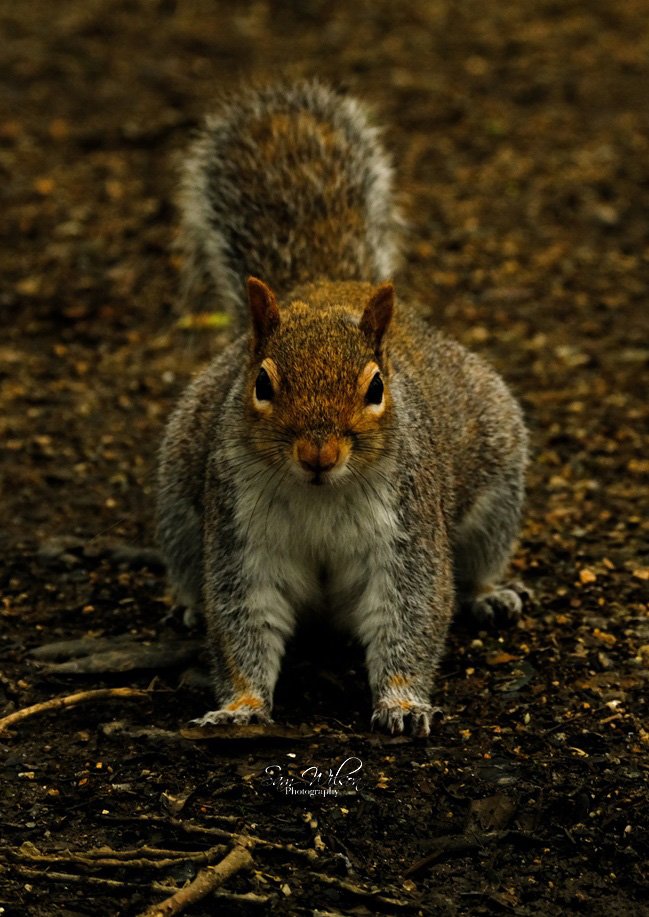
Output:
231,460,398,638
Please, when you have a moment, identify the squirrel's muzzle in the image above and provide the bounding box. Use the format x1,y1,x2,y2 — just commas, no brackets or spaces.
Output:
295,438,341,475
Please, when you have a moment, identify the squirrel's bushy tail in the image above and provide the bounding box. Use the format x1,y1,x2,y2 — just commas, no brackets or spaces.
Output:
177,79,403,333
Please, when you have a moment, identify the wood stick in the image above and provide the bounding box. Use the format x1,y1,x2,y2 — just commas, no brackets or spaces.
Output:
5,843,226,870
12,865,168,892
71,845,214,859
136,844,253,917
0,687,148,734
307,872,411,909
102,813,318,862
12,865,268,904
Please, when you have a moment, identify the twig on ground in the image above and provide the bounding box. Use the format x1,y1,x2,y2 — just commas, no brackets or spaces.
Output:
403,830,545,877
11,864,269,904
0,687,149,734
101,813,319,862
195,812,240,824
306,872,413,910
136,844,254,917
179,722,350,743
4,842,226,871
77,845,225,859
12,864,175,892
403,834,487,876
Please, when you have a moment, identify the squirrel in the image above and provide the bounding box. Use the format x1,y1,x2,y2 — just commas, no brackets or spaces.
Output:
157,79,528,737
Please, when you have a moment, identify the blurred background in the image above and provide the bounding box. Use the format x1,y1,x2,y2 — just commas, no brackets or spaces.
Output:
2,1,647,548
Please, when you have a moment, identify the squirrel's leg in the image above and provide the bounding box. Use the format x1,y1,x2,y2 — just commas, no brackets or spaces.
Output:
453,476,528,627
193,570,295,727
355,531,453,739
156,499,203,627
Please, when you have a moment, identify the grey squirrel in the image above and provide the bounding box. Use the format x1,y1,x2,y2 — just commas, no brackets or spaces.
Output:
157,80,528,737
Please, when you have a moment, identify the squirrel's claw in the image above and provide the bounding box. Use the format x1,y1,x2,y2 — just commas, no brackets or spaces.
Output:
371,700,443,738
190,706,273,727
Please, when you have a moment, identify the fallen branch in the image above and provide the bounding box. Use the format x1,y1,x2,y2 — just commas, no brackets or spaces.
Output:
0,687,149,735
101,721,196,746
76,845,222,859
136,844,253,917
306,872,412,910
5,841,226,871
37,640,203,675
180,722,349,743
12,865,172,892
403,835,486,876
403,829,545,877
101,813,318,862
11,864,268,904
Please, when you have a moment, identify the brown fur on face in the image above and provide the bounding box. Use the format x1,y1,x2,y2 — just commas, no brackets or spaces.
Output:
244,282,395,478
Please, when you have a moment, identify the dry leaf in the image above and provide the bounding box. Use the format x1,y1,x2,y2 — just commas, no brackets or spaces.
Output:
593,628,616,646
579,568,597,584
486,651,518,666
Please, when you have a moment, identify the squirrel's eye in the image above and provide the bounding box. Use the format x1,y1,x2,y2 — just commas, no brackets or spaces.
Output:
255,367,274,402
365,372,384,405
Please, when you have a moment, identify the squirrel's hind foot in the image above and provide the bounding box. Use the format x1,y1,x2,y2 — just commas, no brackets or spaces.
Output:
371,700,444,738
465,580,531,628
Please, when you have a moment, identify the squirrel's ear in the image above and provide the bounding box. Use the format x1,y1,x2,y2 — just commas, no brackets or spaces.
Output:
247,277,280,352
360,282,394,355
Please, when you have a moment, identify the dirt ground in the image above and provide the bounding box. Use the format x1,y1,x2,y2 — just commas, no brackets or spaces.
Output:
1,1,648,914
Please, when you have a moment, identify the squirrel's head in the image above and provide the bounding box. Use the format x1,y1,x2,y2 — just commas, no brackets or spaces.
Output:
244,277,395,487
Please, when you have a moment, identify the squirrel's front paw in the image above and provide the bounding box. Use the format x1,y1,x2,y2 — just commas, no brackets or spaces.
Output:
190,696,272,727
371,699,443,738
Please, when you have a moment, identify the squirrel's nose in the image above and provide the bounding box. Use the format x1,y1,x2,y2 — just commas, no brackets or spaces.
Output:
296,439,340,474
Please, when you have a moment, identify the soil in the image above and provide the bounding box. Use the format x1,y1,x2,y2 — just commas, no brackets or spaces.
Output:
1,1,648,915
